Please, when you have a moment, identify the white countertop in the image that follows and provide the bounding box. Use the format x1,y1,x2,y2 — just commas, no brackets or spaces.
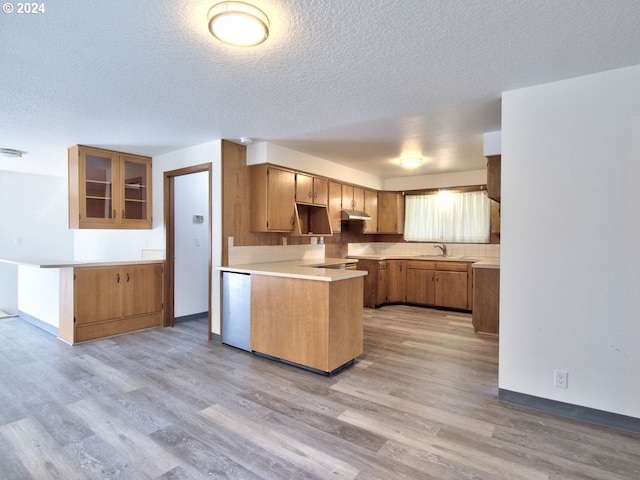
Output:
217,258,367,282
0,257,164,269
348,254,500,269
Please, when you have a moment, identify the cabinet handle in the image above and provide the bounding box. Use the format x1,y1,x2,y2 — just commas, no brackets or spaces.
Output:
122,209,125,219
126,273,130,282
113,209,116,219
291,216,295,226
117,273,120,283
308,191,313,199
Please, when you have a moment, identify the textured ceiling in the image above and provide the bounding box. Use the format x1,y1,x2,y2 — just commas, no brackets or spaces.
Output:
1,0,639,178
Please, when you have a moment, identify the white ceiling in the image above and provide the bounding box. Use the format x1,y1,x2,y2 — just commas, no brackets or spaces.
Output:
1,0,639,178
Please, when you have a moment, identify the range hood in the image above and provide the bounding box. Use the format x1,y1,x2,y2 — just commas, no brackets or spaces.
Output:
341,209,371,221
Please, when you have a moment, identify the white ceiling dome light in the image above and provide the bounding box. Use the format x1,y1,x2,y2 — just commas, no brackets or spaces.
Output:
208,2,270,47
400,158,422,169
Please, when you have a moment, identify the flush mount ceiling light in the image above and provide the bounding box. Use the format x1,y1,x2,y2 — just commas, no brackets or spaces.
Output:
208,1,269,47
400,158,422,169
0,148,23,158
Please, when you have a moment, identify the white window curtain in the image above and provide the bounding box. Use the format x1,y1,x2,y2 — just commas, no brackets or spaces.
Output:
404,190,491,243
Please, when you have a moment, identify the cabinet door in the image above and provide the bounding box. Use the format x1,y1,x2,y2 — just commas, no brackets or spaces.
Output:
120,155,152,228
267,167,296,231
352,187,364,211
472,268,500,334
377,263,388,305
295,173,314,203
378,192,404,233
406,267,436,305
76,147,119,227
363,189,378,233
436,271,468,309
387,260,406,303
487,155,501,202
328,181,342,232
74,267,123,324
313,177,328,205
122,264,164,317
341,184,354,209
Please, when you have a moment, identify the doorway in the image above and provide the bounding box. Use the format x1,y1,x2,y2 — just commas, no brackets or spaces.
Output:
164,163,213,341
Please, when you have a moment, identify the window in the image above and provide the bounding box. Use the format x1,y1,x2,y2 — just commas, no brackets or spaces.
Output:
404,190,490,243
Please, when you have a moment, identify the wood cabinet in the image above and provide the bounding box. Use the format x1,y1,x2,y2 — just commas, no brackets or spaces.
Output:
328,181,343,233
59,262,164,344
405,260,470,310
250,164,296,232
387,260,406,303
357,259,388,307
378,192,404,234
342,184,365,211
363,189,378,234
472,267,500,334
406,261,436,305
487,155,501,202
295,173,328,206
490,199,501,244
250,275,363,374
69,145,152,229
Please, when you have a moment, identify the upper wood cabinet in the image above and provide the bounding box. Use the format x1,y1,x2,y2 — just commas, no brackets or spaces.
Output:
342,184,365,211
295,173,328,205
378,192,404,234
250,164,296,232
363,189,378,234
68,145,152,229
487,155,501,202
328,181,343,233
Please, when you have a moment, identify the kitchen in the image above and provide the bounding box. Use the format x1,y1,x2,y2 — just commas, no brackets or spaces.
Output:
1,4,639,475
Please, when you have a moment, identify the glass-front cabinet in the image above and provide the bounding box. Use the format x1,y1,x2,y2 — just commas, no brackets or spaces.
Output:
69,145,152,229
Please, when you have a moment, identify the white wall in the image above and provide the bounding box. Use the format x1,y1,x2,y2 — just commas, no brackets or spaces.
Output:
174,171,209,317
248,141,488,193
500,64,640,418
247,142,384,190
383,169,486,191
152,140,222,334
0,171,73,313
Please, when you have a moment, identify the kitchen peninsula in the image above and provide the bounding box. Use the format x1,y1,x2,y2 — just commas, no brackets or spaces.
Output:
218,258,366,375
1,257,164,344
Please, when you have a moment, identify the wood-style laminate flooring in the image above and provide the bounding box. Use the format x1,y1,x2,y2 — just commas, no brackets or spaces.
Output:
1,306,638,479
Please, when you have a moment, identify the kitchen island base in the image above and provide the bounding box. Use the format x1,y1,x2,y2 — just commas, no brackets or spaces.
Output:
250,275,363,374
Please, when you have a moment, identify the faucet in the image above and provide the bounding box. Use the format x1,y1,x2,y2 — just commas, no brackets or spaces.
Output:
434,244,447,257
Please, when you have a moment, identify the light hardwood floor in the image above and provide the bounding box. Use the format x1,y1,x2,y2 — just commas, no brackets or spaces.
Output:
1,306,638,479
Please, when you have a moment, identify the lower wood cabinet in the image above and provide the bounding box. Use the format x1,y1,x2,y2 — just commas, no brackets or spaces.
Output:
59,262,164,344
250,275,363,373
358,259,388,307
362,259,471,311
387,260,406,303
472,267,500,334
406,261,469,310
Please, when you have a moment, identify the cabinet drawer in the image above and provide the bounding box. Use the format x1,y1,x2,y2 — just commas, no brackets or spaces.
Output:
406,260,436,269
435,262,469,272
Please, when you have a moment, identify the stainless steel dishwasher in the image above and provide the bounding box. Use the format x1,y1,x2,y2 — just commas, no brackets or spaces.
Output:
222,272,251,351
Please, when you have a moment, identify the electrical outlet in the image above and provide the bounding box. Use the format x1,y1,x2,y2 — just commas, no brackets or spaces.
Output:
554,370,568,389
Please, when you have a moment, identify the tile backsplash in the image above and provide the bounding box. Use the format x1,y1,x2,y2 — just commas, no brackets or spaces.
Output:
348,242,500,258
228,244,325,265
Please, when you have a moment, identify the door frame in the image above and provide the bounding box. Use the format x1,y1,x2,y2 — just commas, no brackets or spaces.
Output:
164,163,213,341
